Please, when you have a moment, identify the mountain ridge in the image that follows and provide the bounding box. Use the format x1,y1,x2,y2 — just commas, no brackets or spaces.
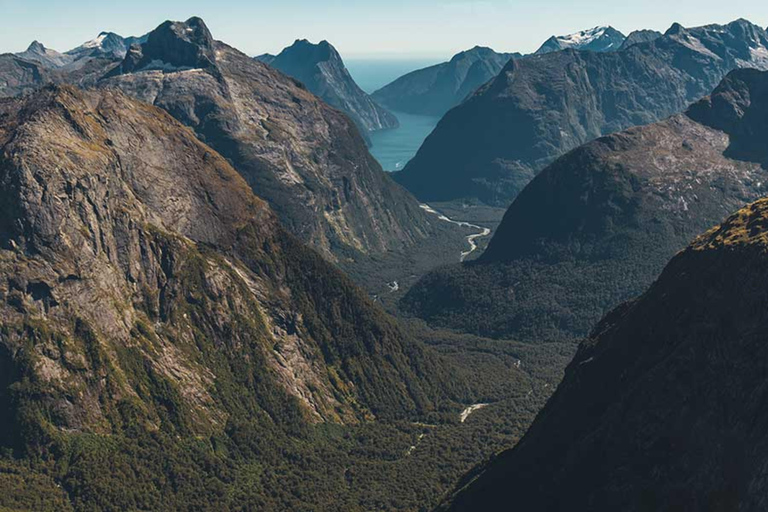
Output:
371,46,520,116
395,18,768,206
402,67,768,342
98,17,452,267
255,38,398,134
534,25,626,54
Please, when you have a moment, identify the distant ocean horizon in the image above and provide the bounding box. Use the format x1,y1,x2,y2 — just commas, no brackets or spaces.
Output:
347,58,442,172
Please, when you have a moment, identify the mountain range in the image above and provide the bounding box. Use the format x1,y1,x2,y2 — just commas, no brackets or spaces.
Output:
3,12,768,512
402,67,768,342
94,18,456,271
256,39,398,135
534,25,626,54
395,19,768,206
371,46,520,116
0,81,473,510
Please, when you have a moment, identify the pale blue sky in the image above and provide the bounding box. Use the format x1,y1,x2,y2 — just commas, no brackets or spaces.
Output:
1,0,766,60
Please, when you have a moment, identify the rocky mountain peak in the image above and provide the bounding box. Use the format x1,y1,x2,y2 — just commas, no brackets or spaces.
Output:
26,40,46,54
285,38,339,64
117,16,216,74
619,29,663,50
664,22,686,36
257,37,398,133
535,25,626,54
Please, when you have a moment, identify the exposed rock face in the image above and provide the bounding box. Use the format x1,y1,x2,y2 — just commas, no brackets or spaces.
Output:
256,39,398,133
113,18,215,73
371,46,520,116
0,54,48,97
0,85,456,451
440,196,768,511
100,18,443,263
534,26,626,54
402,68,768,342
396,19,768,206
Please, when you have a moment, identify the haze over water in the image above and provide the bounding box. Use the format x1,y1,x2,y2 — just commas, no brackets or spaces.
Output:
347,59,441,172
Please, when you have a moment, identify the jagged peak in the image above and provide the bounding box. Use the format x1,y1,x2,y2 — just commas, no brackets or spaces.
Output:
111,16,217,75
664,22,686,36
275,38,340,64
26,40,47,53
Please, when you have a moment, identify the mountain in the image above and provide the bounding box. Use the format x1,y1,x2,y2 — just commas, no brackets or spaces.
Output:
99,18,450,265
395,19,768,206
65,31,147,61
401,68,768,342
1,32,148,98
15,41,72,68
0,83,467,508
619,28,663,49
440,195,768,511
534,26,626,54
371,46,520,116
0,54,48,97
256,39,398,134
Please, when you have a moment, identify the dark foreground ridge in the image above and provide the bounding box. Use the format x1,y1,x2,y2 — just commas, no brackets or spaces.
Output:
441,195,768,511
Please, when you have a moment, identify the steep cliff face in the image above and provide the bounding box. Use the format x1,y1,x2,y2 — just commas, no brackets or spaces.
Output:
371,46,520,116
257,39,398,133
99,18,445,264
0,85,458,459
402,68,768,342
441,196,768,511
396,19,768,206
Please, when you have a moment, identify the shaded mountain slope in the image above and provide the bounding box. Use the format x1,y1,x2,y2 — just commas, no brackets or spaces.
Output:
402,68,768,342
396,19,768,206
0,54,48,97
371,46,519,116
256,39,398,133
99,17,450,265
441,195,768,512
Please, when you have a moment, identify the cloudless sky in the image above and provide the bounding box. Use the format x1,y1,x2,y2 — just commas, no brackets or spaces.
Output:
1,0,766,60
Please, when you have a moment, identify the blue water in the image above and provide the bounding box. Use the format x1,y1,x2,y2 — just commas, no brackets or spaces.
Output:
346,59,442,172
368,111,440,172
